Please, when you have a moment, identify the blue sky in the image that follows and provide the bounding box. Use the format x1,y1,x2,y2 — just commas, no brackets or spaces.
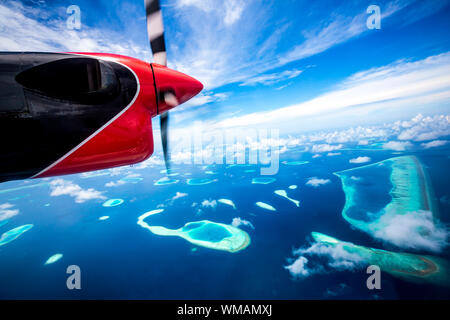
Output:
1,0,450,135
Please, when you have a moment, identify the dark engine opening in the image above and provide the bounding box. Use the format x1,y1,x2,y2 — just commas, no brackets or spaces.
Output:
15,57,120,104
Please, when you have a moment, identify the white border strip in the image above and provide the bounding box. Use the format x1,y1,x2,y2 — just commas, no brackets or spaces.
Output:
31,55,141,178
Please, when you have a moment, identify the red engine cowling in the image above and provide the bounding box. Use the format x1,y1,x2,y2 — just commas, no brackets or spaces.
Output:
33,53,203,178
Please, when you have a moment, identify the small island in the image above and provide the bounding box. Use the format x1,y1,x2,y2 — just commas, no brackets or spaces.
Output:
0,224,33,247
154,177,179,186
102,199,124,207
186,178,217,186
251,177,276,184
137,209,250,253
311,232,450,287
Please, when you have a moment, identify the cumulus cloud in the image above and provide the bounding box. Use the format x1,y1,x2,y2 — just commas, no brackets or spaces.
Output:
382,141,413,151
305,177,331,187
285,256,311,277
231,217,255,229
371,210,448,253
159,113,448,169
311,144,343,153
285,242,364,278
349,156,371,164
171,192,188,201
49,179,106,203
421,140,448,149
105,180,126,188
134,156,165,169
105,174,142,187
0,203,19,221
164,192,189,206
201,199,217,209
358,140,369,145
396,114,450,141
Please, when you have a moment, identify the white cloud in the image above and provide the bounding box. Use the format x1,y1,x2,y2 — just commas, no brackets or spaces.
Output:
105,180,126,188
305,177,331,187
311,144,343,153
49,179,106,203
396,114,450,141
285,242,364,278
171,192,188,201
371,210,448,253
306,126,389,145
278,3,403,67
178,92,229,108
239,69,303,86
0,203,19,221
0,1,147,59
285,256,311,277
231,217,255,230
279,15,365,66
160,113,449,168
105,174,142,187
211,53,450,130
382,141,412,151
349,156,371,164
169,0,414,95
421,140,448,149
4,0,447,133
177,0,215,12
201,199,217,209
134,155,165,169
223,0,245,25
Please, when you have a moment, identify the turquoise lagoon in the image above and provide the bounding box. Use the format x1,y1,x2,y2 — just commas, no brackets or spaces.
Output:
312,232,450,287
334,156,440,244
137,209,250,253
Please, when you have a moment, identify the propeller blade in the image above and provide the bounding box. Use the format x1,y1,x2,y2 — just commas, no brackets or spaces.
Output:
145,0,171,169
145,0,167,66
160,112,170,170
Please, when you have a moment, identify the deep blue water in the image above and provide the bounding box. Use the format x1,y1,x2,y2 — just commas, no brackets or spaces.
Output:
0,146,449,299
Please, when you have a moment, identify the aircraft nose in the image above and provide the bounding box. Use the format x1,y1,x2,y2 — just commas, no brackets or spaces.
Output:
151,64,203,114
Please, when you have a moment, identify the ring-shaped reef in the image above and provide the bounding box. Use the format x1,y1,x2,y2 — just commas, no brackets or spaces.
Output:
137,209,250,253
334,156,440,249
312,232,450,287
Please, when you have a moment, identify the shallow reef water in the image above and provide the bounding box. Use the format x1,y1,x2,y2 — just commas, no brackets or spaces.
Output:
137,209,250,253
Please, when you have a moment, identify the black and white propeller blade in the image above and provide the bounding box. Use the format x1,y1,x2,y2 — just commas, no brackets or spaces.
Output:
160,112,169,169
145,0,167,66
145,0,175,171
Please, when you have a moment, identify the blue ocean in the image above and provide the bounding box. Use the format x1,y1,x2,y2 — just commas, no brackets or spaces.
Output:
1,140,449,299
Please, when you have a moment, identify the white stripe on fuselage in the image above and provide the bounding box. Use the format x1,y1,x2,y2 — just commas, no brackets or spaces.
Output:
31,53,141,178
